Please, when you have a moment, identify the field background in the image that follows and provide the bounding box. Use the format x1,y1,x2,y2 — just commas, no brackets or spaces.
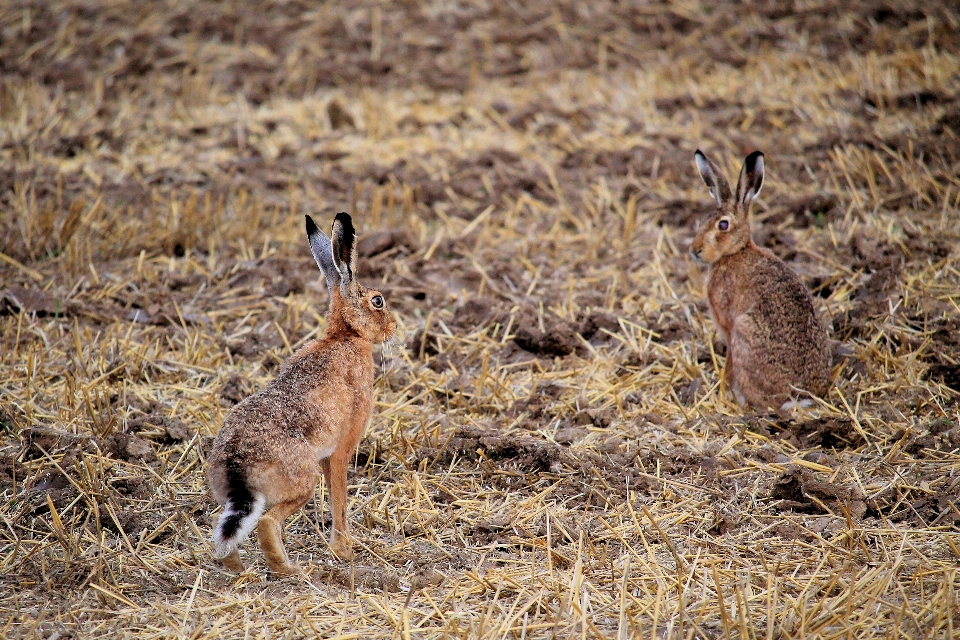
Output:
2,1,959,638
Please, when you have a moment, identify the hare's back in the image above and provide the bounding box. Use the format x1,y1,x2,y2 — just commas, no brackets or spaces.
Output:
749,256,823,339
211,391,316,462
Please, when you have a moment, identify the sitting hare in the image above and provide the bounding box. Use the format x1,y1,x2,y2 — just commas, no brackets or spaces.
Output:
208,212,396,574
691,150,831,410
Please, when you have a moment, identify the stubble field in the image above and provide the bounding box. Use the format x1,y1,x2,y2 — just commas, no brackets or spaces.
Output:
1,1,959,637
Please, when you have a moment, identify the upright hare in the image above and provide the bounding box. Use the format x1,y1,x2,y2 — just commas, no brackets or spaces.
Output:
208,213,396,574
691,150,831,410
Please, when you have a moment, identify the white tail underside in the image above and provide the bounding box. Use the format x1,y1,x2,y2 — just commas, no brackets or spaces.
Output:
212,493,266,559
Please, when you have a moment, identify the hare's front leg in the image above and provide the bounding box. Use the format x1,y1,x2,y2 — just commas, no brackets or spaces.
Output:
321,454,354,561
257,497,311,575
728,316,772,408
722,344,735,389
727,320,753,407
720,331,738,402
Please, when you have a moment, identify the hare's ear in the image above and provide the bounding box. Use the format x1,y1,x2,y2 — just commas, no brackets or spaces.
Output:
735,151,764,212
306,215,340,294
330,212,356,292
694,150,733,207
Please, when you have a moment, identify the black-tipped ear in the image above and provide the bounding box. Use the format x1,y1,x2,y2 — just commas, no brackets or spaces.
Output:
735,151,764,211
694,149,733,207
330,212,356,289
306,215,339,294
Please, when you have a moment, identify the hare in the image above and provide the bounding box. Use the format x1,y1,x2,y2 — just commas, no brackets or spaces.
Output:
207,212,396,575
690,150,831,410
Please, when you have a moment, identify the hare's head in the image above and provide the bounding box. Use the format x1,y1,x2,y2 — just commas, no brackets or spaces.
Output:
690,150,764,264
306,213,397,344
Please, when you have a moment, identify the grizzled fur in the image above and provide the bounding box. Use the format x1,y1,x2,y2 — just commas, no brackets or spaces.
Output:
690,150,831,410
208,213,396,575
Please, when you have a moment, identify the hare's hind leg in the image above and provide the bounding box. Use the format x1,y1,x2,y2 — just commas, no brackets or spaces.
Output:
321,454,354,561
257,496,312,575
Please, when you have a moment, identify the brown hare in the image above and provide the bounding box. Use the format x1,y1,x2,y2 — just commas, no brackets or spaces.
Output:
208,212,396,574
690,150,831,410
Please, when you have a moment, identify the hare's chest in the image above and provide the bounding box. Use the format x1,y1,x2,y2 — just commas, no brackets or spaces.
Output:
706,277,736,338
707,255,759,335
316,443,336,460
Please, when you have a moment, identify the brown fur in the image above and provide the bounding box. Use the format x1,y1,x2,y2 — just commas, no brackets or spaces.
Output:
208,214,395,574
691,150,831,409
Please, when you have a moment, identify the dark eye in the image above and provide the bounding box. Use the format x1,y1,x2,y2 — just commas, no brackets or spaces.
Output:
371,295,384,309
717,219,730,231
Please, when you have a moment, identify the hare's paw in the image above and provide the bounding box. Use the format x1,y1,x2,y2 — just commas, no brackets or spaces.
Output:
268,560,305,576
330,535,355,561
220,550,245,573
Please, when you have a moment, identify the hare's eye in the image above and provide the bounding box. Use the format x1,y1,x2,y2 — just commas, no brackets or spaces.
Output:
371,295,384,309
717,219,730,231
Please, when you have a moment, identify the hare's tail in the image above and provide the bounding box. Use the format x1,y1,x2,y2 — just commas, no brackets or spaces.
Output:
212,467,266,559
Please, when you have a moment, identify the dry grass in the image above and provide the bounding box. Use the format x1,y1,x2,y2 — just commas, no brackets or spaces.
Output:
2,1,959,638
